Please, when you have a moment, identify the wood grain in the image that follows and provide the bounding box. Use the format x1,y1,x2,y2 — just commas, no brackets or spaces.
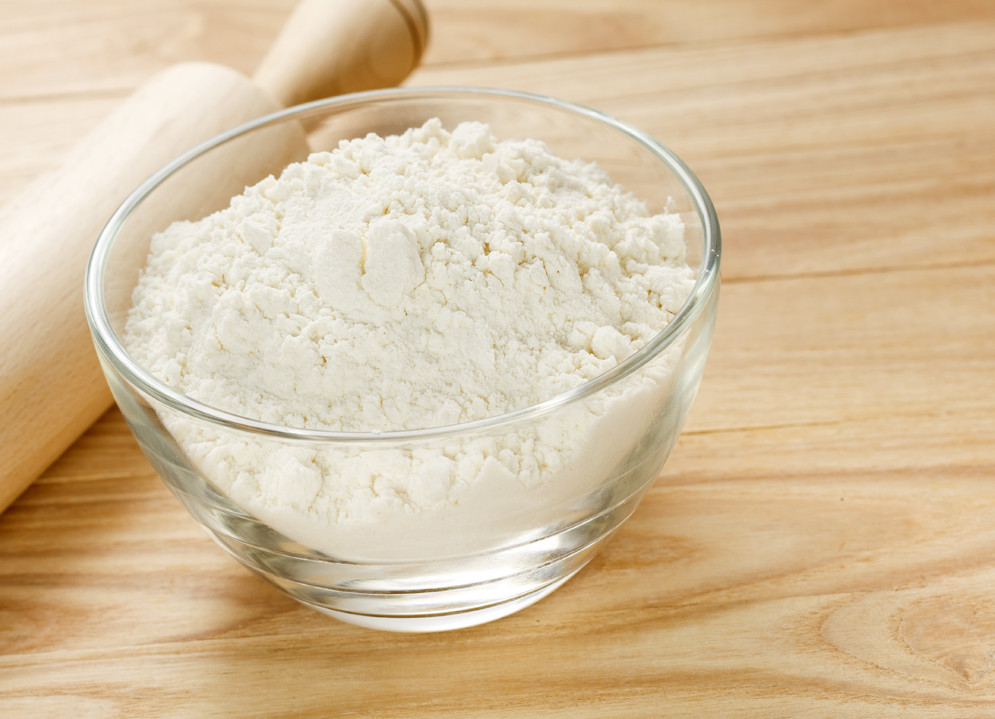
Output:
4,22,992,275
421,0,995,64
0,96,120,206
1,1,995,717
2,384,994,716
689,264,995,433
2,0,995,100
410,21,995,280
0,0,294,101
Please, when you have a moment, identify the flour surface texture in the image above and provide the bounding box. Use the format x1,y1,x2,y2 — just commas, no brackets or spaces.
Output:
125,119,694,560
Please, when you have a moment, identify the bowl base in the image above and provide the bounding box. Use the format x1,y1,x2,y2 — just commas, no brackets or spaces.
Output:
300,569,580,633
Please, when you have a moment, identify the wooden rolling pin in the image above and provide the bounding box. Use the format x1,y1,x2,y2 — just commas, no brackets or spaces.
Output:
0,0,429,513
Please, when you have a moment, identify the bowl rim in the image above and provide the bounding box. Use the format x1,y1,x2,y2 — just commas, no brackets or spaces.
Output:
84,86,721,443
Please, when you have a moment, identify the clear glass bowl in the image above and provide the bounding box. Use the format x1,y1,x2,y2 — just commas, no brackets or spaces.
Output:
84,88,721,632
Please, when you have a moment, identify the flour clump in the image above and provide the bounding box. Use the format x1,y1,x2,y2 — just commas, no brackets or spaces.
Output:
125,119,695,559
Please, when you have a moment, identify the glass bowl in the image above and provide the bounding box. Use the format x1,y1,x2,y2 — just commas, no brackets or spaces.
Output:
84,87,721,632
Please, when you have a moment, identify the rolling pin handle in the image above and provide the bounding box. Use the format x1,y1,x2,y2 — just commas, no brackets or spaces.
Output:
254,0,430,108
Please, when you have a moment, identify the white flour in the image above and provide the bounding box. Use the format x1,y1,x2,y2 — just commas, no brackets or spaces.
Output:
125,119,694,560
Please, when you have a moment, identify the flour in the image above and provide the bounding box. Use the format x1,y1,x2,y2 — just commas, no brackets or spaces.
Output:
125,119,695,560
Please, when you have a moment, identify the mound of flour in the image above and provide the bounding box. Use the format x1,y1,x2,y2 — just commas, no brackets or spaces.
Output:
125,119,694,559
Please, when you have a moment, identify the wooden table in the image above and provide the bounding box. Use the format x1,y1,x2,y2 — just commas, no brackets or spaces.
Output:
2,2,994,716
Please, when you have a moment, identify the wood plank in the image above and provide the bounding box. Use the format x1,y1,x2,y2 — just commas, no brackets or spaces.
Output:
2,379,994,715
0,96,122,209
410,21,995,280
422,0,995,65
1,1,994,101
688,263,995,433
0,0,293,101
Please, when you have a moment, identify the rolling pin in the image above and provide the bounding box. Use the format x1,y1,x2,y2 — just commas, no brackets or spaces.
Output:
0,0,429,513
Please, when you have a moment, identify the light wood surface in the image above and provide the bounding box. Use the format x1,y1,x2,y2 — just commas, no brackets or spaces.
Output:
1,1,994,717
0,0,424,515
